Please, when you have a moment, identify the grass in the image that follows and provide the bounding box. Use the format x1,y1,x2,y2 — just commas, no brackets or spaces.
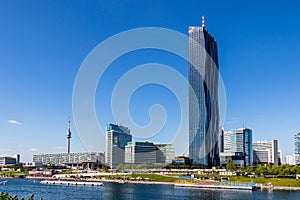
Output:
216,175,300,187
0,171,27,176
95,173,300,186
130,174,178,182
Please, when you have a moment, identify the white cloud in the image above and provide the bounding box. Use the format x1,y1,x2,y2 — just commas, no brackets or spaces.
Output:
29,148,38,151
0,148,15,156
8,119,22,125
54,146,65,150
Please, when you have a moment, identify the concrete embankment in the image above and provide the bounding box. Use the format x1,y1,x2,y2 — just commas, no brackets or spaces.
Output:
261,186,300,191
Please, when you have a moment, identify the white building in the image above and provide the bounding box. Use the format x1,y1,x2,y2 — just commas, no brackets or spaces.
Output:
33,152,104,167
253,140,278,166
285,154,295,165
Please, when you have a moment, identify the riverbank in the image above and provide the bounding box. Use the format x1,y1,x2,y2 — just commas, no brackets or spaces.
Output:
261,185,300,191
92,178,174,185
22,173,300,191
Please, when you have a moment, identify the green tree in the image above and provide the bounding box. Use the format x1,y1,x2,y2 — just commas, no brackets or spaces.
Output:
256,166,268,176
226,158,237,171
102,163,110,171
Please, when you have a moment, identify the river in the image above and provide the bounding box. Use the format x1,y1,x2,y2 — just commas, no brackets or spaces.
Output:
1,179,300,200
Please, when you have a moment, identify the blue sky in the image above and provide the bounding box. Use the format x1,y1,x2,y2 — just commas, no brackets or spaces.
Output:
0,0,300,162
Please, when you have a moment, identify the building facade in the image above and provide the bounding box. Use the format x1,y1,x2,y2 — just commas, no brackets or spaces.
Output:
33,152,104,166
220,152,245,167
155,144,175,164
295,132,300,165
223,128,253,166
252,140,278,166
278,150,282,165
125,142,157,164
125,142,175,165
285,154,295,165
188,24,220,168
172,156,192,166
0,156,17,166
105,124,132,169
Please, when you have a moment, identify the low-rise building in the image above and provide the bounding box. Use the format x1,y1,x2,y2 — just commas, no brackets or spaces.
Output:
125,142,157,164
172,156,192,166
33,152,104,168
23,162,43,168
220,152,245,167
0,154,20,166
125,142,175,165
28,169,56,177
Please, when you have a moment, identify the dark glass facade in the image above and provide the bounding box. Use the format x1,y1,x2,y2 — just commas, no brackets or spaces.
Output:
188,26,220,168
105,124,132,169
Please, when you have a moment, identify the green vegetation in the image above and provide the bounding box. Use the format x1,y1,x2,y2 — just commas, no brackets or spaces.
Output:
254,164,300,176
130,174,178,182
226,158,237,171
218,175,300,187
0,192,43,200
165,165,195,169
0,171,27,177
95,173,178,182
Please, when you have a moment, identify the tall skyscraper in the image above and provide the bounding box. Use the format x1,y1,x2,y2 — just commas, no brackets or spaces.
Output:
105,124,132,169
295,132,300,165
188,18,220,168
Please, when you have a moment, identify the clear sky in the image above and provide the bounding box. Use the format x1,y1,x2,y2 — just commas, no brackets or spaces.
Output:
0,0,300,162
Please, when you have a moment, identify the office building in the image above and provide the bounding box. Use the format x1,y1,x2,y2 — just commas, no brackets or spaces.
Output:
125,142,157,164
278,150,282,165
223,128,252,166
188,17,220,168
0,156,17,166
33,152,104,168
285,154,295,165
220,152,245,167
155,144,175,164
253,140,278,166
219,128,224,153
295,132,300,165
105,124,132,169
125,142,175,165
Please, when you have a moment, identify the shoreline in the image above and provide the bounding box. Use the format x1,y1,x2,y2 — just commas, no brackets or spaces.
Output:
24,176,300,190
260,186,300,191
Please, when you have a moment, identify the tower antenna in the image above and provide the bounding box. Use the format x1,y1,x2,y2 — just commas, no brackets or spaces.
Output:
67,116,71,154
202,16,205,27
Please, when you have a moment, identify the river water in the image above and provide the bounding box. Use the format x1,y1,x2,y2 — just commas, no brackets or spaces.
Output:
1,179,300,200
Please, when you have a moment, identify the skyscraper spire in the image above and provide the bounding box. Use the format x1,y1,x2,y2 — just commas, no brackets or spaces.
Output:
202,16,205,27
67,117,71,154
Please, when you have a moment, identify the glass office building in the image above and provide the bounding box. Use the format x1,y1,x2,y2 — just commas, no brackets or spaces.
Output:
125,142,157,164
295,132,300,165
188,25,220,168
105,124,132,169
224,128,253,167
